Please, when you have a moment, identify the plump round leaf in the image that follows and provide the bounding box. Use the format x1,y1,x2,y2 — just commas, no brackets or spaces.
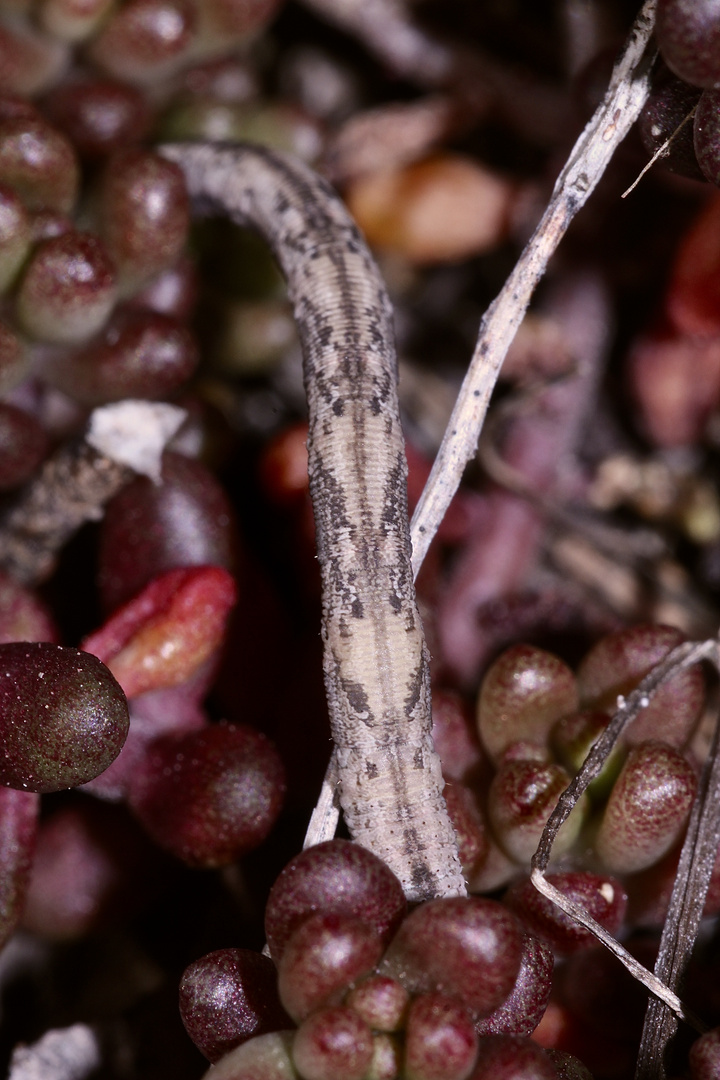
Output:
128,722,285,867
98,451,236,612
504,873,627,955
477,645,578,764
381,897,523,1018
0,115,78,212
43,78,151,160
690,1027,720,1080
98,148,189,285
657,0,720,88
474,934,553,1036
17,231,116,344
292,1006,373,1080
0,643,128,793
89,0,196,85
488,758,586,864
180,949,291,1063
278,912,383,1022
595,741,697,874
265,839,406,962
201,1031,298,1080
577,624,704,748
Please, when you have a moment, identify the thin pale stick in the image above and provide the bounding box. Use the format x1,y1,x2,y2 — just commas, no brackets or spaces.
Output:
622,105,697,198
410,0,657,575
303,752,341,849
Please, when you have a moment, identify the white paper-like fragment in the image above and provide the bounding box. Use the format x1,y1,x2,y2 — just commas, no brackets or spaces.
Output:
9,1024,101,1080
86,401,187,483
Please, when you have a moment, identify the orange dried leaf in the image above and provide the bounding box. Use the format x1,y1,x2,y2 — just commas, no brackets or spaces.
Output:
82,564,236,698
345,154,515,265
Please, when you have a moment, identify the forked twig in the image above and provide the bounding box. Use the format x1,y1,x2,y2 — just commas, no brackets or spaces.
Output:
409,0,657,573
530,638,720,1035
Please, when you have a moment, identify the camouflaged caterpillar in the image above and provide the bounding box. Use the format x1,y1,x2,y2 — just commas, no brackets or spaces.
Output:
161,142,465,901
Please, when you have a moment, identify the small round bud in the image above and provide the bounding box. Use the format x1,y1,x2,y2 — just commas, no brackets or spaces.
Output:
404,993,478,1080
89,0,196,84
595,741,697,874
0,116,78,213
98,149,190,290
477,645,578,764
43,78,152,159
17,231,116,344
345,975,409,1032
292,1006,373,1080
0,643,129,793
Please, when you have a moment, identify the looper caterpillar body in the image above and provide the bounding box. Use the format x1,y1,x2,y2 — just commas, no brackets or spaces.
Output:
160,141,465,901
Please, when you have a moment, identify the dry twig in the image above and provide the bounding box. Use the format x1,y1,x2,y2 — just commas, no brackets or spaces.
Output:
410,0,658,573
530,638,720,1034
0,402,186,585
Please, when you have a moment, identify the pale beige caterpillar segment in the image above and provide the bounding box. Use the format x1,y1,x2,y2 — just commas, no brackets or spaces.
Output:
160,141,466,901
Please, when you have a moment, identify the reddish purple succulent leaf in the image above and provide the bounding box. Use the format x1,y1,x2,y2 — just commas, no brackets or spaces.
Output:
0,643,128,793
